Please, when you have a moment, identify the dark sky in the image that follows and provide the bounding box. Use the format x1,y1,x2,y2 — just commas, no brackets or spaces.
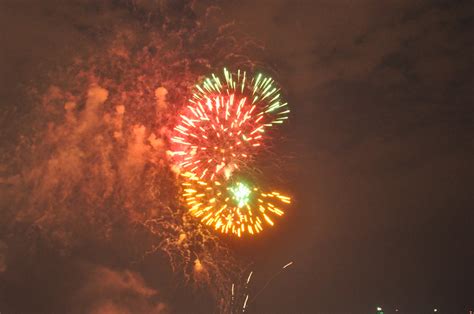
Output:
224,1,474,312
1,1,473,313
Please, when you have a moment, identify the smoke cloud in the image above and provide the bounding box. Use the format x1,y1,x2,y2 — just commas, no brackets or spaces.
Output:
0,1,256,312
73,265,168,314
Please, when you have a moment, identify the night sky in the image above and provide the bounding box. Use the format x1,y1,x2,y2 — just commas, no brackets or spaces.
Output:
1,1,473,313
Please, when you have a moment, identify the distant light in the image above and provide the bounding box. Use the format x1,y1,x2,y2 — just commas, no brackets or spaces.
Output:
396,310,399,312
434,309,438,313
377,307,382,311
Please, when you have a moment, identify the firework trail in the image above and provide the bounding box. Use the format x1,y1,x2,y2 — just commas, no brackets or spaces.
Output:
250,261,294,303
230,261,294,313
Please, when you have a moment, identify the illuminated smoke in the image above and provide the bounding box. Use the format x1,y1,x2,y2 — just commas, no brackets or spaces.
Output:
0,2,265,312
155,87,168,112
73,265,168,314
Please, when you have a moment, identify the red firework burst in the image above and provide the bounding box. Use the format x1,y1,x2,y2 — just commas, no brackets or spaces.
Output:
170,93,265,180
169,68,289,180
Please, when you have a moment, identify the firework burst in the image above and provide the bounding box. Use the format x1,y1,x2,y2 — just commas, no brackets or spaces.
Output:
169,68,290,180
191,68,290,126
181,172,291,237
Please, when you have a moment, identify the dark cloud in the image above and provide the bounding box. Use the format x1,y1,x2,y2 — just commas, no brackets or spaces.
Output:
222,0,473,312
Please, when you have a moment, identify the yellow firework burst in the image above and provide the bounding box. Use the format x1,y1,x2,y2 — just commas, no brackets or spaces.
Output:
181,172,291,237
